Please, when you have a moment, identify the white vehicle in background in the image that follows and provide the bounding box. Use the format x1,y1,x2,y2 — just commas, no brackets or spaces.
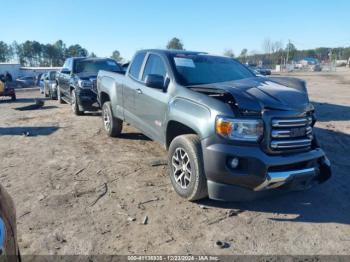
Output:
39,73,46,94
43,70,58,99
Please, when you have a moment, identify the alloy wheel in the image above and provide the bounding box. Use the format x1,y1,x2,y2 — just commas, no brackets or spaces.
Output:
172,148,192,189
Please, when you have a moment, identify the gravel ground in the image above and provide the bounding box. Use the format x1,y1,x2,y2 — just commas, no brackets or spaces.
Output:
0,69,349,255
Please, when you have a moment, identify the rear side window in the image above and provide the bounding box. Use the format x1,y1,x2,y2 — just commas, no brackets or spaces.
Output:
129,52,146,80
142,54,167,81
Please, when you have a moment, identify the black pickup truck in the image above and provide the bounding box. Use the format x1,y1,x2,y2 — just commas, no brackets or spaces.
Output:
56,57,123,115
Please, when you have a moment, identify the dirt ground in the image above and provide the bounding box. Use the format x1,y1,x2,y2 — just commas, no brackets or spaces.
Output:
0,69,349,256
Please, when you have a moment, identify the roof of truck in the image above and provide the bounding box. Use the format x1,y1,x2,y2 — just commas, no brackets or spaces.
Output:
70,57,114,61
140,49,207,56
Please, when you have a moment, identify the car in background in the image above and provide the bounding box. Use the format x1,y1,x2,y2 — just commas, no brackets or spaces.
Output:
0,184,21,261
14,76,36,88
0,83,16,101
39,73,47,94
121,62,130,73
248,65,271,76
311,64,322,72
43,71,58,99
57,57,123,115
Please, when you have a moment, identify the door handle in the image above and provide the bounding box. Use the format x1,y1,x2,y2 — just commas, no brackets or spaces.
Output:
136,88,143,94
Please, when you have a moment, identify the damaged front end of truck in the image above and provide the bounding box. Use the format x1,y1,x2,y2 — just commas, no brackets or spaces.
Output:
189,76,332,201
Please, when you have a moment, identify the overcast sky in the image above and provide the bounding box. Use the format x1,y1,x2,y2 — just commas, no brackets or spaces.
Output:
2,0,349,59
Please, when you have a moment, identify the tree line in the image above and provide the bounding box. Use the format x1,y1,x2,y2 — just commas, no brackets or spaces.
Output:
0,37,349,67
238,38,350,66
0,40,123,67
167,37,350,66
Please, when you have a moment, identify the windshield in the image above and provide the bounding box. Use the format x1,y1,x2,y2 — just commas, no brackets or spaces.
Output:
171,54,255,86
74,59,122,75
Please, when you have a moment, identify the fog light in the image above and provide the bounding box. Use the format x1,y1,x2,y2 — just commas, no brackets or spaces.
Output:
230,158,239,169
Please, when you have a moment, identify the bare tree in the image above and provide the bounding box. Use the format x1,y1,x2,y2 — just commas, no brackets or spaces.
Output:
111,50,123,62
223,49,235,58
262,38,272,54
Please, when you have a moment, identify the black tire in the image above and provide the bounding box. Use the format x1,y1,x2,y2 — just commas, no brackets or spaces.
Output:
49,88,52,100
57,85,64,104
102,102,123,137
71,89,84,115
49,88,57,100
11,94,16,101
168,134,208,201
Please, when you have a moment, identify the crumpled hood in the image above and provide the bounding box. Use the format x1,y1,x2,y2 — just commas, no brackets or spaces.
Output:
200,77,311,112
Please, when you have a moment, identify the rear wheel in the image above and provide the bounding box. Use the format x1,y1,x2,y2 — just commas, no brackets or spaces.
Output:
102,102,123,137
71,89,84,115
44,87,49,97
49,87,56,100
168,134,208,201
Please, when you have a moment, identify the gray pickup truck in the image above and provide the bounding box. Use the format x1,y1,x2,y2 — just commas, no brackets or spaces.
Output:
97,49,331,201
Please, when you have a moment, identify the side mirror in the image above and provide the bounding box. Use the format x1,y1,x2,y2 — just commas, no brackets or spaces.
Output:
145,74,165,90
61,68,71,75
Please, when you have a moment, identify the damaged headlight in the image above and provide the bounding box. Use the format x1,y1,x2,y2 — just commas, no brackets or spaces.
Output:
78,80,92,89
216,117,264,142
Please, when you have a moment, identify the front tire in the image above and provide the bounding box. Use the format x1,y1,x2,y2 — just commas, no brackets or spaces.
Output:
71,89,84,116
11,94,16,101
168,134,208,201
102,102,123,137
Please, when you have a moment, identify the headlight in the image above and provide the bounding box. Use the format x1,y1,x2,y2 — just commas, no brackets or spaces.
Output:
78,80,92,89
216,117,264,141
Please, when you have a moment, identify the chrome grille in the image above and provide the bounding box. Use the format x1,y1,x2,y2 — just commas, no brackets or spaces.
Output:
270,117,313,151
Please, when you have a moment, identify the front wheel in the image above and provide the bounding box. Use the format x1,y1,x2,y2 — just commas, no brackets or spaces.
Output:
102,102,123,137
11,94,16,101
168,134,208,201
71,89,84,115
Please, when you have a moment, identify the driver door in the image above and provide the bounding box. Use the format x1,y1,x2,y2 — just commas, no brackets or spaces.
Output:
134,53,169,143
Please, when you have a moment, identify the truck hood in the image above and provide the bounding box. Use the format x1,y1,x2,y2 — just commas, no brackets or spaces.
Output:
75,72,97,81
192,77,311,112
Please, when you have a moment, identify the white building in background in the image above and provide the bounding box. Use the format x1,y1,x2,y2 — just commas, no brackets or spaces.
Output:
0,63,61,79
0,63,21,79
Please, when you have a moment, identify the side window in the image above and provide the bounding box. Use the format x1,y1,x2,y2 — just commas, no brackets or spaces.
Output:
62,60,69,70
142,54,167,81
68,59,73,71
129,52,146,80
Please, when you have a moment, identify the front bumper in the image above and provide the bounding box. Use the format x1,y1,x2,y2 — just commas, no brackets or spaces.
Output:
76,89,99,111
202,137,331,201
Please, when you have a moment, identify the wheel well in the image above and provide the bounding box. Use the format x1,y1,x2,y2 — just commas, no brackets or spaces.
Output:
166,121,198,149
100,92,110,106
